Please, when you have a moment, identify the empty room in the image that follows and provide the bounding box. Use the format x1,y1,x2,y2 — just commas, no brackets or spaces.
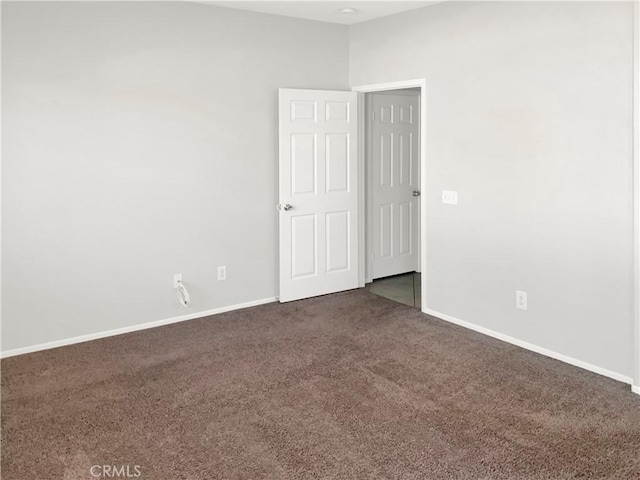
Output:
2,0,640,478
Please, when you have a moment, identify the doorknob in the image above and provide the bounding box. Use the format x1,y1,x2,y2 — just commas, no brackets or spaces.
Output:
283,204,293,211
412,190,421,197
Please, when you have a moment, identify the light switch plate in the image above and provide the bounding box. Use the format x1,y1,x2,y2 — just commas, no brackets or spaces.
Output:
442,190,458,205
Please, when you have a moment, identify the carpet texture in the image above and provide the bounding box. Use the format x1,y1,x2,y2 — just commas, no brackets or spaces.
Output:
2,289,640,479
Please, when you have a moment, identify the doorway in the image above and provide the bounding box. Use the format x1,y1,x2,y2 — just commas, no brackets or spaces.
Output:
277,80,426,309
353,80,426,310
365,88,421,307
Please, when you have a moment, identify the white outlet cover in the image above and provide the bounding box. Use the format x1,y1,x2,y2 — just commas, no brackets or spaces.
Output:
442,190,458,205
218,266,227,281
173,273,182,288
516,290,528,310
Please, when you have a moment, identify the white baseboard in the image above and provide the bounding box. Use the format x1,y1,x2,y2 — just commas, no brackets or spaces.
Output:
4,299,638,397
423,308,635,387
1,297,277,359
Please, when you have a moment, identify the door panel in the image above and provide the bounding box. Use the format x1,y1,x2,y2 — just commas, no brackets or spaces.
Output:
399,201,412,256
279,89,359,302
291,215,317,279
291,134,317,195
326,211,350,273
326,134,349,193
379,204,393,259
379,134,392,186
370,93,420,280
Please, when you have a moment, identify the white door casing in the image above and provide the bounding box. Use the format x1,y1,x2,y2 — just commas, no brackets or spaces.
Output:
278,89,359,302
369,93,421,280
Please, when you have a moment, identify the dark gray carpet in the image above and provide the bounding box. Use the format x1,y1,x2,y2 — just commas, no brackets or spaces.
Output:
2,289,639,479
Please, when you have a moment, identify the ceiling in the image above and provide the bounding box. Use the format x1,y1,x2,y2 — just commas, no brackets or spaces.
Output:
198,1,442,25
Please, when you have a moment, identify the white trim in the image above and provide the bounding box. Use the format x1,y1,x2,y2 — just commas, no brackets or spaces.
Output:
352,79,428,311
364,92,374,284
352,79,426,93
0,2,4,367
633,385,640,395
424,308,634,387
633,0,640,396
357,91,367,288
0,297,277,358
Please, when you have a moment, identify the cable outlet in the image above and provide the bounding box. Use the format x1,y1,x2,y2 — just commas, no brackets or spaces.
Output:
218,266,227,281
516,290,528,310
173,273,182,288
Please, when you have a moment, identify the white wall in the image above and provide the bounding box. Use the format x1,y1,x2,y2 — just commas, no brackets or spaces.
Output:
3,1,636,382
351,1,634,378
1,2,349,351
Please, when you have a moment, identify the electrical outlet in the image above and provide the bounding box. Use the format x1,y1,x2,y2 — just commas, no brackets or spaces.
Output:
516,290,528,310
218,265,227,281
173,273,182,288
442,190,458,205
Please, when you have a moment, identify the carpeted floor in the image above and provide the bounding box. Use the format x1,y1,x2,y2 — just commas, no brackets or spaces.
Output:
2,289,640,479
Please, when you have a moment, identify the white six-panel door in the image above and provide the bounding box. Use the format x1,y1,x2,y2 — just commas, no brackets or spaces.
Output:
369,93,420,280
279,89,359,302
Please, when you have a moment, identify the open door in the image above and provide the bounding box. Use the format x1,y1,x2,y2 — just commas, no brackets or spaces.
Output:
369,92,421,280
278,89,359,302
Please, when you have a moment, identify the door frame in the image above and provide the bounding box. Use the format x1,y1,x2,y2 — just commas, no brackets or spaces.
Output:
352,79,428,312
633,1,639,395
